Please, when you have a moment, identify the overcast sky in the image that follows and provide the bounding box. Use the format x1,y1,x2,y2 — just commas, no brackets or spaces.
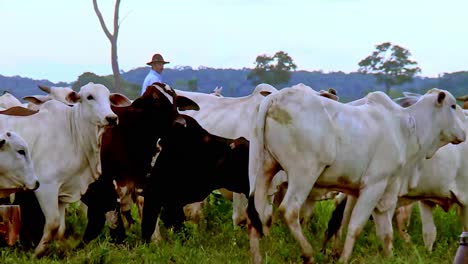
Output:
1,0,468,83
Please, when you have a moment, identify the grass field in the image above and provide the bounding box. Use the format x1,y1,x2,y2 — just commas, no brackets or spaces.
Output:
0,195,462,264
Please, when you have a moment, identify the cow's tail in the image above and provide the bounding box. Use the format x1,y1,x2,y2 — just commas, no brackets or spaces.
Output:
247,92,275,237
322,195,347,250
247,195,263,236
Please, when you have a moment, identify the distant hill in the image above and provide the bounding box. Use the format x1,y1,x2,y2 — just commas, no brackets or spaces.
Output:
0,74,71,100
2,67,466,103
122,67,440,101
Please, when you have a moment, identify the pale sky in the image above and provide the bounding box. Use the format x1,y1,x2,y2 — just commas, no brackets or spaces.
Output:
1,0,468,83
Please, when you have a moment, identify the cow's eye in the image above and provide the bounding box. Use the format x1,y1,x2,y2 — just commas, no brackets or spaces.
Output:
87,95,94,100
17,150,25,156
451,104,456,109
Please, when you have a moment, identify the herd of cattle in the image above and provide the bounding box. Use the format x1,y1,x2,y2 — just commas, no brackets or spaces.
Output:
0,82,468,263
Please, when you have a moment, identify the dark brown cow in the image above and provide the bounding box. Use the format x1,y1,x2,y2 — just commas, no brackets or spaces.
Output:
141,114,250,241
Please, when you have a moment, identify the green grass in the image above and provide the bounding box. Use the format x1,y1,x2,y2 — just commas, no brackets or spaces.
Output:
0,196,462,263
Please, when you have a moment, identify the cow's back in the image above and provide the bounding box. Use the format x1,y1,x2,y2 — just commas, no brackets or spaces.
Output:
176,84,277,140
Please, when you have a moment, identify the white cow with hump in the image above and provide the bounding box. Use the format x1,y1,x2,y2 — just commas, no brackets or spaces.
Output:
375,94,468,252
0,82,130,257
177,83,339,226
0,92,22,110
246,87,465,264
0,130,39,196
339,92,468,253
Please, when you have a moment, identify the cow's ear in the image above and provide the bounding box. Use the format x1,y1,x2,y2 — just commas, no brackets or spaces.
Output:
0,139,5,149
173,116,187,127
23,95,49,105
66,91,81,104
176,96,200,111
110,93,132,107
38,85,51,94
457,95,468,102
260,91,271,97
437,91,446,105
230,137,249,149
319,91,339,101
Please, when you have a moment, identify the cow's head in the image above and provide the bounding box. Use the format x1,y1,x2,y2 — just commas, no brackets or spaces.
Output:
23,85,76,109
416,88,466,158
0,131,39,197
67,82,130,127
132,83,199,129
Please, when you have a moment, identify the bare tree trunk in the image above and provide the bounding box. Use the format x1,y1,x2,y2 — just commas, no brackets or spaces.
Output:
385,82,391,95
93,0,122,92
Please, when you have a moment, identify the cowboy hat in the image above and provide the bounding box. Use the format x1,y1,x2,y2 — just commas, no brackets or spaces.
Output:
146,53,170,65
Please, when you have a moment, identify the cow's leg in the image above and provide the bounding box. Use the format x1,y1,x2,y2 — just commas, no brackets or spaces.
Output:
339,180,387,263
34,186,60,258
136,195,144,220
56,202,67,240
14,191,44,248
247,147,279,264
122,210,134,227
162,204,186,233
232,193,248,226
119,192,135,228
300,194,316,227
82,202,106,244
372,209,395,256
252,167,278,233
248,220,262,264
279,166,326,264
151,217,162,243
419,201,436,251
395,203,413,243
81,176,119,244
141,192,162,242
109,201,126,244
332,195,356,254
183,201,204,224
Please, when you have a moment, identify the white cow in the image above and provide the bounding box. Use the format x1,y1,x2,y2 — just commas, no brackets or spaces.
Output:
0,82,130,257
0,92,22,109
0,130,39,196
247,87,465,264
177,84,339,226
23,85,75,110
339,92,468,252
378,99,468,252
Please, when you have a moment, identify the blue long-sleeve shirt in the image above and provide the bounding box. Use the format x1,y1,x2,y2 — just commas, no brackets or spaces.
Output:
141,69,163,95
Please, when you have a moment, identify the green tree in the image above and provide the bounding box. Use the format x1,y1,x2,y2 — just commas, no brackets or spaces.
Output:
73,72,140,99
358,42,421,94
247,51,297,86
73,72,115,91
187,78,198,92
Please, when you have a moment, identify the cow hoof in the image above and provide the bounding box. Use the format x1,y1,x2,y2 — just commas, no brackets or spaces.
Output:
235,218,247,227
301,254,315,264
75,241,86,250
